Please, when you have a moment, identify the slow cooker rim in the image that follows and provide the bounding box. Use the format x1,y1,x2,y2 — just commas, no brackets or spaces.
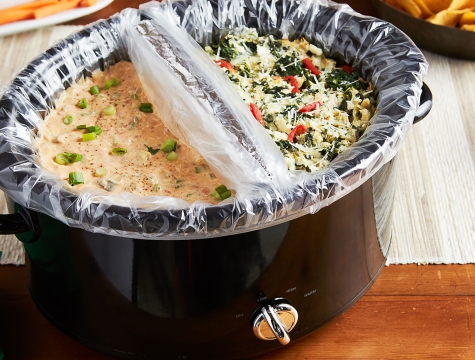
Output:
0,2,425,236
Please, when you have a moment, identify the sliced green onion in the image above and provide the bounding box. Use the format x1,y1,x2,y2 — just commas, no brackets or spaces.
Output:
76,124,87,130
162,138,177,153
68,153,83,163
132,94,140,101
104,80,113,90
111,77,121,86
210,191,221,201
213,185,232,200
215,185,228,195
54,153,70,165
69,171,84,186
112,148,127,156
139,103,153,113
78,98,88,109
103,105,116,116
54,152,83,165
195,167,201,174
166,151,178,161
90,85,101,95
86,125,102,135
95,168,108,177
62,114,75,125
219,190,232,200
83,132,97,142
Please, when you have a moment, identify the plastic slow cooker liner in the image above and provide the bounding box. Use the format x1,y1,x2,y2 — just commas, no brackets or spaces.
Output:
0,0,427,238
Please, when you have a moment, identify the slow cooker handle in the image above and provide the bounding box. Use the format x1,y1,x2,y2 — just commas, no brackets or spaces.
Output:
413,82,432,124
0,206,42,243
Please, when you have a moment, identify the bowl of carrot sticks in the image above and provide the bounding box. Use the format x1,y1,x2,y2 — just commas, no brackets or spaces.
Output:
0,0,113,37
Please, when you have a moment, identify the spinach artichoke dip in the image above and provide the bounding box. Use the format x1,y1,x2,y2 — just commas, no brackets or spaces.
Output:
37,61,231,203
205,27,376,172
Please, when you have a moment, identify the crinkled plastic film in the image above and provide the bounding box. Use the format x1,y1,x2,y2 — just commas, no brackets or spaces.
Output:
0,0,427,239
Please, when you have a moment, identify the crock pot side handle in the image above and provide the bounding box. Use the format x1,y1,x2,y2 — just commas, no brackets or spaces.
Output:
0,207,42,243
413,83,432,124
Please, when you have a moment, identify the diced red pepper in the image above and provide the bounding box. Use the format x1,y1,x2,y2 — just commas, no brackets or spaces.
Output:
288,124,307,143
215,60,236,73
298,101,322,113
282,75,299,94
249,103,264,126
302,58,321,76
341,65,354,74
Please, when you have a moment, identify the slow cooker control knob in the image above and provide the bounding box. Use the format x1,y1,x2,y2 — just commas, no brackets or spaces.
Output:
252,302,298,345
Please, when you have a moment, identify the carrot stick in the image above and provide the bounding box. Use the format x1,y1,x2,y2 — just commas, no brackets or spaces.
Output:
79,0,98,6
0,0,59,12
0,0,59,21
33,0,80,19
0,9,34,25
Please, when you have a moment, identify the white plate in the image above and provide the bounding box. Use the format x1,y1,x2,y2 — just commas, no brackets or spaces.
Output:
0,0,114,38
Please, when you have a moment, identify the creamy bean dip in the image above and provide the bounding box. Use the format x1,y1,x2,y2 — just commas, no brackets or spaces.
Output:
37,61,230,203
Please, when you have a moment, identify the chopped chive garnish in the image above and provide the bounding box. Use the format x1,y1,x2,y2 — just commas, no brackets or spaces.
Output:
86,125,102,135
162,138,177,153
76,124,87,130
111,77,121,86
63,114,74,125
195,167,201,174
103,105,116,116
95,168,108,177
139,103,153,113
69,171,84,186
104,80,113,90
55,153,70,165
166,151,178,161
176,179,184,184
144,144,160,155
132,94,140,101
112,148,127,155
78,98,88,109
83,132,97,142
90,85,101,95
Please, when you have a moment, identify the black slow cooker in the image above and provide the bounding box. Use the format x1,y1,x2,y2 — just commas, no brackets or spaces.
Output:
0,0,431,358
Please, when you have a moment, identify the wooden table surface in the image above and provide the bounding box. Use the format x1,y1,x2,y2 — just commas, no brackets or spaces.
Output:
2,0,475,359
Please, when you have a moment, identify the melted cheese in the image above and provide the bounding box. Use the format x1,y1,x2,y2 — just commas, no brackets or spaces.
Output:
207,27,376,172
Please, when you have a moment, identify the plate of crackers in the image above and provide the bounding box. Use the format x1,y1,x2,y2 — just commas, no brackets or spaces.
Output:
370,0,475,60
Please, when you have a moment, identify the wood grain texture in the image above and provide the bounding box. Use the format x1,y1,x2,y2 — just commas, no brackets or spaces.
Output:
2,264,475,359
